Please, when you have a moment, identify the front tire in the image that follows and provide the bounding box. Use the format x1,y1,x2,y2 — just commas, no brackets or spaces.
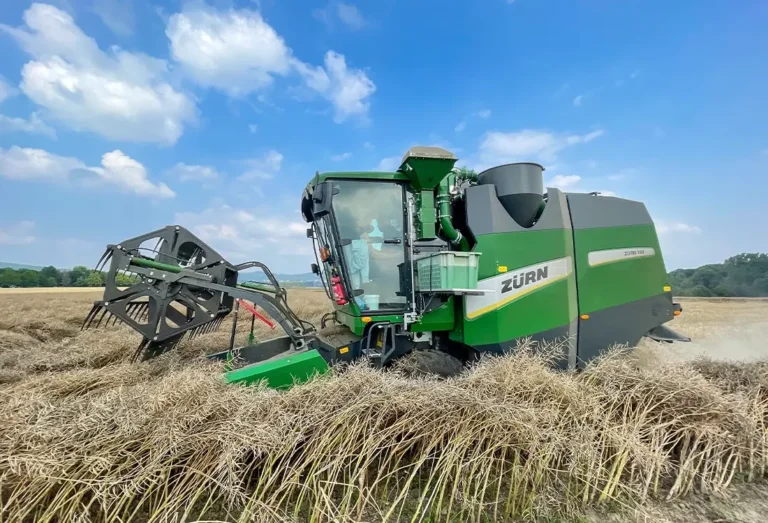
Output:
396,350,464,378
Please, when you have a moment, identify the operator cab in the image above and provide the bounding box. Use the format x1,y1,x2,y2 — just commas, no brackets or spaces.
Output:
303,177,410,314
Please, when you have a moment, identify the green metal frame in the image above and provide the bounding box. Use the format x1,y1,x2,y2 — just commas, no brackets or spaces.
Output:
223,349,329,389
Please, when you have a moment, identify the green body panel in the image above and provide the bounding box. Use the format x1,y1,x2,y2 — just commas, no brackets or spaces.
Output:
412,297,456,332
223,349,329,389
574,224,668,314
454,229,578,345
335,302,364,334
335,302,403,336
417,190,437,239
401,156,457,190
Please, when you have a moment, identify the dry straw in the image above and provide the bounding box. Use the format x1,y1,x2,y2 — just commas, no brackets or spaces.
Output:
0,292,766,522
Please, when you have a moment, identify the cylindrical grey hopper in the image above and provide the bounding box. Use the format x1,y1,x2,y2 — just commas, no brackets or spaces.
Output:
478,162,544,228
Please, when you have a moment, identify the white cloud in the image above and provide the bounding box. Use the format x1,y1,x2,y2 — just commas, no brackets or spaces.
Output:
376,156,400,171
92,0,135,36
656,221,702,235
0,146,81,181
336,3,366,30
566,130,603,144
363,141,375,150
547,174,581,190
168,5,375,122
314,2,366,31
1,4,196,145
0,146,174,198
167,5,292,97
298,51,376,123
249,123,258,134
542,173,614,195
168,163,220,182
331,152,352,161
174,204,312,265
0,112,56,138
0,220,36,245
454,121,466,133
92,150,175,198
238,149,283,181
573,94,584,106
476,109,492,119
0,78,16,104
606,167,640,182
479,128,604,166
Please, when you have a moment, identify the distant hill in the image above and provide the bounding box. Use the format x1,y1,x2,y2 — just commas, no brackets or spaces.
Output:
239,271,321,287
0,261,44,271
668,253,768,297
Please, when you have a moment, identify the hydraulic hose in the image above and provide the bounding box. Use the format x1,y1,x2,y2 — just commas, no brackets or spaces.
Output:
437,175,470,251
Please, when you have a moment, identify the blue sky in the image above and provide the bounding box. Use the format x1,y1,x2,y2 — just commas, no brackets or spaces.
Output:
0,0,766,273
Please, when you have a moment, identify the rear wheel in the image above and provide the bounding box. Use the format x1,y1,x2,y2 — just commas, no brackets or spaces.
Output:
396,350,464,378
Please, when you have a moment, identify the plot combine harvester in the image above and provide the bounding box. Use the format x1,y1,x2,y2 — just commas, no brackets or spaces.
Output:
84,147,689,388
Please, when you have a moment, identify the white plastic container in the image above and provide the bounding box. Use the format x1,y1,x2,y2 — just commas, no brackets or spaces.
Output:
362,294,380,310
416,251,481,291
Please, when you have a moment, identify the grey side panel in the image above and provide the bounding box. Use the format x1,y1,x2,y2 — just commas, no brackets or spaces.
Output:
465,186,571,236
577,293,676,367
537,189,573,230
472,319,578,370
566,193,653,230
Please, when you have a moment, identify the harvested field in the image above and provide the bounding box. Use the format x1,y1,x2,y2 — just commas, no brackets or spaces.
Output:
0,290,767,522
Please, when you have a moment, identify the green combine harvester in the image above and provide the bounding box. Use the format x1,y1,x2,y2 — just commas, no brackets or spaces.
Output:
84,147,689,388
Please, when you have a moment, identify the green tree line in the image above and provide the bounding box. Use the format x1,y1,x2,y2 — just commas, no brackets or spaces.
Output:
2,252,767,296
667,253,768,297
0,266,137,288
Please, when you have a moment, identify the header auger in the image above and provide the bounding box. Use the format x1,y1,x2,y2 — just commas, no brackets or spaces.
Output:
85,146,690,389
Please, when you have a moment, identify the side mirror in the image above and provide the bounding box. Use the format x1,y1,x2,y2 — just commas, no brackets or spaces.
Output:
310,263,320,275
312,181,335,219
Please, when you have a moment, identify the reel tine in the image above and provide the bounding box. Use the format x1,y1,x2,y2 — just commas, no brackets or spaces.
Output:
82,303,102,330
126,302,138,319
108,313,122,327
140,302,150,323
95,248,113,273
93,308,109,328
131,338,149,363
128,302,144,322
